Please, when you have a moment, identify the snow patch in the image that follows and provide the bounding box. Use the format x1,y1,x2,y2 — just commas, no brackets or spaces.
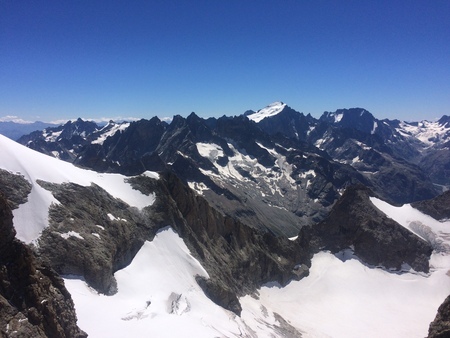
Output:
241,247,450,338
64,227,258,337
107,213,127,222
0,135,156,243
60,231,84,240
247,102,287,123
187,181,209,195
196,142,224,162
44,130,62,142
397,120,450,146
371,121,378,134
334,112,344,123
92,123,130,145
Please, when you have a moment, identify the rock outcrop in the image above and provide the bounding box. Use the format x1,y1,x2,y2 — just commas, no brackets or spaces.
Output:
134,172,312,315
0,193,86,337
0,169,32,209
37,179,159,295
299,185,433,272
412,190,450,221
428,295,450,338
34,171,311,315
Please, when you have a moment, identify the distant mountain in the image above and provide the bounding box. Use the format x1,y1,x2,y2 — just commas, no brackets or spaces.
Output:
0,121,59,140
16,104,446,237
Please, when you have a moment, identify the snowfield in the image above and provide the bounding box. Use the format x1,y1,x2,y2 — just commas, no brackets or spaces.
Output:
65,227,265,338
247,101,287,123
267,197,450,338
92,122,130,145
0,134,157,243
398,120,450,146
65,200,450,338
1,134,450,337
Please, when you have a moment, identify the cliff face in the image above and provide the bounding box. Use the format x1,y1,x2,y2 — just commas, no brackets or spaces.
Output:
299,185,433,273
412,190,450,221
0,193,86,338
36,180,157,295
130,172,313,315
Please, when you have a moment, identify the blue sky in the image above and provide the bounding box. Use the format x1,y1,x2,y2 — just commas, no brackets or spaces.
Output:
1,1,449,122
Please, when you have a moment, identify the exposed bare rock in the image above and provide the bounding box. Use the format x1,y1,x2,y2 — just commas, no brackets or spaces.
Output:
412,190,450,221
428,295,450,338
36,179,158,295
299,185,433,272
0,169,32,209
160,172,311,312
0,193,86,338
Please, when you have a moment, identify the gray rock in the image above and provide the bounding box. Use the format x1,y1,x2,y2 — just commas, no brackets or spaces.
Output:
412,190,450,220
0,169,32,209
0,192,86,338
300,185,433,272
428,295,450,338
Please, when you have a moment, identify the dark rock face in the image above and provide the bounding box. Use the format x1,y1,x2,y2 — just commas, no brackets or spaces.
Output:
419,149,450,187
0,169,32,209
300,185,433,272
196,276,242,316
320,108,377,134
0,193,86,337
158,172,312,311
76,117,168,175
306,123,438,205
18,118,100,162
412,190,450,220
428,295,450,338
37,179,159,295
256,105,316,142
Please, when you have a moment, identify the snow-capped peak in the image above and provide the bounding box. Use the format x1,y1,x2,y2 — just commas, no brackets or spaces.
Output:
247,102,287,123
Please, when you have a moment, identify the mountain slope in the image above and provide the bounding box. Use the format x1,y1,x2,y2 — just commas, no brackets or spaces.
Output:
0,192,86,337
0,121,58,140
16,112,411,236
254,104,441,203
1,134,450,337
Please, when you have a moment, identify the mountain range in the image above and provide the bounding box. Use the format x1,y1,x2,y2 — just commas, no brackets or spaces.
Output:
1,102,450,337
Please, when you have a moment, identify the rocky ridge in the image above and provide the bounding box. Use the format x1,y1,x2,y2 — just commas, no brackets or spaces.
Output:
0,192,86,337
299,185,433,272
17,106,442,237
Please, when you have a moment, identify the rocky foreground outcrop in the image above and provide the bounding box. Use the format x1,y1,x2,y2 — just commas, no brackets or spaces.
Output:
299,185,433,272
0,192,86,337
428,295,450,338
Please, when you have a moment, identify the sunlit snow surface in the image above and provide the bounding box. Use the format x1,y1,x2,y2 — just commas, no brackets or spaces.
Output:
397,120,450,146
244,199,450,338
65,227,251,338
92,122,130,145
0,135,157,242
247,101,287,123
66,203,450,338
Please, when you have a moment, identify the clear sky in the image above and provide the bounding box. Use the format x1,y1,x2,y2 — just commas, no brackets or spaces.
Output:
1,1,449,123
